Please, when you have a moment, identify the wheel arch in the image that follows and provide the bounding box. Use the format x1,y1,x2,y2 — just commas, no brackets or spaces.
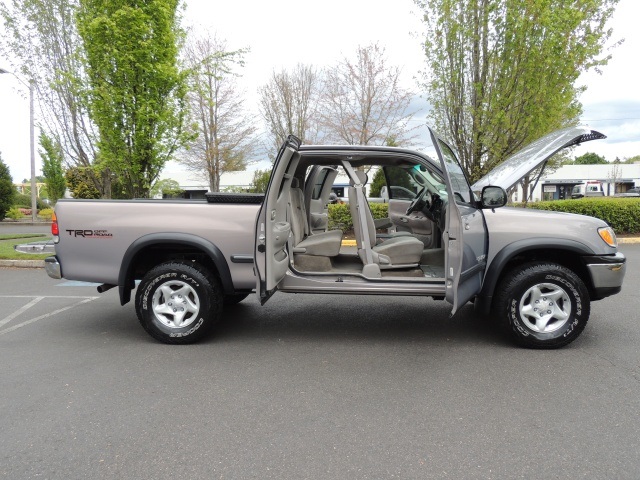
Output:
118,233,234,305
475,238,595,315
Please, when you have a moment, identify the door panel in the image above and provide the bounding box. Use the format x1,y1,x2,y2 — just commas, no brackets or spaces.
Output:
388,199,433,235
255,136,300,304
429,128,487,314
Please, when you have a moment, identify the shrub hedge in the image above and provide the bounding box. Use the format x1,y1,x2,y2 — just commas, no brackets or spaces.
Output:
328,203,389,231
522,197,640,234
328,198,640,235
13,193,47,210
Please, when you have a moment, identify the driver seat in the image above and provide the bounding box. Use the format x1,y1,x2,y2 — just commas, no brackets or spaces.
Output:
348,171,424,270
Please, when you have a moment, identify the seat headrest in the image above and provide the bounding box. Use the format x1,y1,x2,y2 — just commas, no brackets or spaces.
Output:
291,177,300,189
349,170,368,186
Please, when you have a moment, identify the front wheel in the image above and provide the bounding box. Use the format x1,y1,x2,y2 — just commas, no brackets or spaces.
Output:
494,262,590,349
135,261,222,344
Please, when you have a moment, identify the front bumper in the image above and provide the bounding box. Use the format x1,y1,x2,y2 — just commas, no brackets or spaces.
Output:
44,256,62,279
584,252,626,300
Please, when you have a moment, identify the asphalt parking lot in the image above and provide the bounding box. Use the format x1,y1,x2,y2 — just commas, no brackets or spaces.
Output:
0,245,639,479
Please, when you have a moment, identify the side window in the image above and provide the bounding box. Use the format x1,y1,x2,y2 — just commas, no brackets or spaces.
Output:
437,140,472,204
311,169,329,200
383,166,418,200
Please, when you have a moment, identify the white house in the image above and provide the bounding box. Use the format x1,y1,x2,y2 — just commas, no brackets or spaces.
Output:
157,163,258,198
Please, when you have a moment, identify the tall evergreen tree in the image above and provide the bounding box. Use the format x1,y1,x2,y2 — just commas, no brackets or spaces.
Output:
39,132,67,204
0,152,15,220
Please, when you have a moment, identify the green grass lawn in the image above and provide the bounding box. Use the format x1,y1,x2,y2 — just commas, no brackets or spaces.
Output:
0,235,51,260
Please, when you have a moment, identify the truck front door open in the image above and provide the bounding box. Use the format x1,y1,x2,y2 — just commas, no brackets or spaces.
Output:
254,136,301,304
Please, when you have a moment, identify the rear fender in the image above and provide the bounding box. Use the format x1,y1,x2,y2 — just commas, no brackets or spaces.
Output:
118,233,233,305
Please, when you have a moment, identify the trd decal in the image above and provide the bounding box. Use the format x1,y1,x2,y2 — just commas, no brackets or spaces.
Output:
65,229,113,238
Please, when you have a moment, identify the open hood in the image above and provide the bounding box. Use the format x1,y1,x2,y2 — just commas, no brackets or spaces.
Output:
471,126,606,192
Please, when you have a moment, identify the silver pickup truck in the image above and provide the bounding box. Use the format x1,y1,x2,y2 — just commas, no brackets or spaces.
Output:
45,126,626,348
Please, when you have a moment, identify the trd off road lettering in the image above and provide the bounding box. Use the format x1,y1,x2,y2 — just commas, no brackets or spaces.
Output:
65,229,113,238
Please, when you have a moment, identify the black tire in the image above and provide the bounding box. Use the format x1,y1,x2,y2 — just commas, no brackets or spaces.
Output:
494,262,590,349
135,261,222,344
223,293,249,306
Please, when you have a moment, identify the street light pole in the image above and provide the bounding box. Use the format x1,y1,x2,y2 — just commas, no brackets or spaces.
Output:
0,68,38,222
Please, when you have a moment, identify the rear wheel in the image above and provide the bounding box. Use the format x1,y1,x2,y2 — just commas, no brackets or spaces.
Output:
135,261,222,344
494,262,590,349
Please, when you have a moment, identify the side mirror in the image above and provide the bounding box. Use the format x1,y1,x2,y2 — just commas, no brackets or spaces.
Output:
480,186,507,209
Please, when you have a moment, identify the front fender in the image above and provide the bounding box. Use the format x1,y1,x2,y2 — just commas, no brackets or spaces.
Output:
475,237,594,315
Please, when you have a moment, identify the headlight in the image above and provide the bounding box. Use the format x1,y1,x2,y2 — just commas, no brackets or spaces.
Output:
598,227,617,247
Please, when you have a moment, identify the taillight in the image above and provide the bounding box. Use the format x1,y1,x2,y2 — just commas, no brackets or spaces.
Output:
51,211,59,240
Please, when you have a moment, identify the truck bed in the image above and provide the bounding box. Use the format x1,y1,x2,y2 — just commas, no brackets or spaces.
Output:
54,198,260,290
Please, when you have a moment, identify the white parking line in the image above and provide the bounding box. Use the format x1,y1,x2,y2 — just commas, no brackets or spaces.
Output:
0,295,100,299
0,296,44,328
0,298,97,336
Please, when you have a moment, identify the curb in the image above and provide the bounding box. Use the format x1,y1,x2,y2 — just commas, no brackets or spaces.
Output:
0,259,45,268
618,237,640,244
0,221,52,226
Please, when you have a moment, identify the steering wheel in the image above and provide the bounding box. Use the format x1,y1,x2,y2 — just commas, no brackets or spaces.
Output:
405,186,431,215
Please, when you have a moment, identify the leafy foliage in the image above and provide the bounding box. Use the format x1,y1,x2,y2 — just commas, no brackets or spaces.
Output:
247,169,271,193
77,0,189,198
524,198,640,234
328,203,388,231
38,208,54,220
573,152,608,165
0,153,15,220
416,0,620,182
13,193,47,210
39,132,67,204
150,178,184,198
369,168,386,198
65,167,100,199
5,207,23,220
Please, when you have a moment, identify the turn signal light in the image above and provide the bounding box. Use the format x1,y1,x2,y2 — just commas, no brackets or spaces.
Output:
598,227,617,247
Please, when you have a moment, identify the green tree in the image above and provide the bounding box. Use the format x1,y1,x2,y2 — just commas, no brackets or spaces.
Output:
39,132,67,204
0,152,15,219
416,0,619,182
150,178,184,198
77,0,189,198
247,169,271,193
573,152,608,165
65,167,100,199
369,168,386,197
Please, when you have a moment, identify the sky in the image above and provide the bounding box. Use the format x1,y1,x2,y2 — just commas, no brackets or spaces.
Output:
1,0,639,183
